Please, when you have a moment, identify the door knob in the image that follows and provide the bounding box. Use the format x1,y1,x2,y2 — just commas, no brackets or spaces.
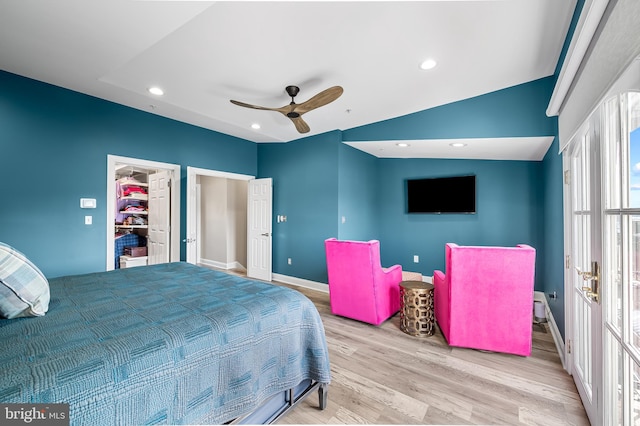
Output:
261,232,271,237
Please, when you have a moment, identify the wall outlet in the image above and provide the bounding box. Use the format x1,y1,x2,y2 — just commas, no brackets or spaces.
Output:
84,215,92,225
413,255,419,263
287,258,292,265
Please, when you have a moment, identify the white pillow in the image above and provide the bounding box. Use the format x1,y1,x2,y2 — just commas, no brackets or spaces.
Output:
0,242,50,319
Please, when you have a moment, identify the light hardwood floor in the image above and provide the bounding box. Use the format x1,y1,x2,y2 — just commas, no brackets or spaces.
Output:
275,282,589,425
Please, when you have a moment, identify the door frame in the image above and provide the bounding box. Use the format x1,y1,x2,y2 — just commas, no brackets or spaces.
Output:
185,166,254,265
106,155,181,271
562,117,604,423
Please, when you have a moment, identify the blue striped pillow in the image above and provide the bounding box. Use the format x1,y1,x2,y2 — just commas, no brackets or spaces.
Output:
0,242,50,319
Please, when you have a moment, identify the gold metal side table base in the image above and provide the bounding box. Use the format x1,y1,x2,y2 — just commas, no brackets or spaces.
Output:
399,281,435,337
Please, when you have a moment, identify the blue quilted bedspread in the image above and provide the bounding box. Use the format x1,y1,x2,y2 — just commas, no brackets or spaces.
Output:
0,262,331,425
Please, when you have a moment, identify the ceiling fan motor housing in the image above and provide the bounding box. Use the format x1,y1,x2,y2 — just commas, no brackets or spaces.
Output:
285,85,300,98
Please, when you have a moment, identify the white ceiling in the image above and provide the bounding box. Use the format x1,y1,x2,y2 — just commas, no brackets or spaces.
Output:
0,0,576,160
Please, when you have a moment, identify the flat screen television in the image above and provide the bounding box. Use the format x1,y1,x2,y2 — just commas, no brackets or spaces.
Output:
407,175,476,214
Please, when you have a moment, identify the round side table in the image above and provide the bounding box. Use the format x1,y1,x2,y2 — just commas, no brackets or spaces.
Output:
399,280,435,337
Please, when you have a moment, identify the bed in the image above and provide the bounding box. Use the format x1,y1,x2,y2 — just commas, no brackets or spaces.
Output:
0,261,331,425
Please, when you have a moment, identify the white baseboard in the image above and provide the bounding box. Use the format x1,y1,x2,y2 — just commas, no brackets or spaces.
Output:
534,291,566,369
272,273,329,294
198,258,246,272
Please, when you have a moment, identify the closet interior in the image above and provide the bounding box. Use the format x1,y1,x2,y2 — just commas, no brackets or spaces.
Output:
115,166,150,269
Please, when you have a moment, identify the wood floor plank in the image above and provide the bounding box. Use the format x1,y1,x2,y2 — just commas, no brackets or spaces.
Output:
205,268,588,425
276,282,589,425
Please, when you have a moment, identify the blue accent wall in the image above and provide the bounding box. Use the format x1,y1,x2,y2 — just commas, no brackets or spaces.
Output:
376,158,543,284
257,132,341,282
337,144,379,241
1,60,570,338
0,70,256,278
256,78,556,297
537,0,584,339
343,77,556,141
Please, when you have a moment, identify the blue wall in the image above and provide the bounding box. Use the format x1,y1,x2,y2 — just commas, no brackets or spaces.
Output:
343,77,556,141
257,132,341,282
0,70,257,278
340,77,555,288
376,158,543,283
537,0,585,339
337,144,379,241
1,66,567,336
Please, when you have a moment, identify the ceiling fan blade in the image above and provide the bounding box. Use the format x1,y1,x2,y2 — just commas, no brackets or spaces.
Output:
294,86,343,115
230,99,280,111
289,116,310,134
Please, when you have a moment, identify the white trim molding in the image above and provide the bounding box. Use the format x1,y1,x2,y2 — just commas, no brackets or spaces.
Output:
198,258,246,273
547,0,610,117
534,291,566,369
272,273,329,294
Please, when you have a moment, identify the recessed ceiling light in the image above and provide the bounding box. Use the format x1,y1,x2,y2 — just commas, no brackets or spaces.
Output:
148,87,164,96
251,123,261,130
419,59,437,70
396,143,410,147
450,143,467,147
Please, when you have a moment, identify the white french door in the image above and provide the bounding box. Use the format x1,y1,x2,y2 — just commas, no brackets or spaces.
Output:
601,91,640,425
565,89,640,425
566,113,603,423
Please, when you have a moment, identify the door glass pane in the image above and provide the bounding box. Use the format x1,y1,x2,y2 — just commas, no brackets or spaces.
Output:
604,96,622,209
626,92,640,209
583,135,591,209
634,216,640,352
634,360,640,425
605,330,623,425
606,214,623,331
575,291,593,394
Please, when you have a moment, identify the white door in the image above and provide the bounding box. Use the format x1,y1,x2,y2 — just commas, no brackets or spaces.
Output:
566,88,640,425
148,170,171,265
565,114,603,423
247,178,272,281
185,170,198,264
601,90,640,425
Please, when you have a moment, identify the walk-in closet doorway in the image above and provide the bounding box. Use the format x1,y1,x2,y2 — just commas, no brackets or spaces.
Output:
106,155,181,271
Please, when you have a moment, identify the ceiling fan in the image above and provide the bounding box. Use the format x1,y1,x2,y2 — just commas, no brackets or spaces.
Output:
230,85,343,134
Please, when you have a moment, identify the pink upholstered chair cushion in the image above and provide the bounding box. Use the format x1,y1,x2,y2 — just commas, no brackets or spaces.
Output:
433,243,536,356
324,238,402,325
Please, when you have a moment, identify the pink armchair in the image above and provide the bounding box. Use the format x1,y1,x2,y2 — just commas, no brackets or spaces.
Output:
433,243,536,356
324,238,403,325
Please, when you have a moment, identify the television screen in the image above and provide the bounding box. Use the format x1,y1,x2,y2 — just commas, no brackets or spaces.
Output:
407,175,476,214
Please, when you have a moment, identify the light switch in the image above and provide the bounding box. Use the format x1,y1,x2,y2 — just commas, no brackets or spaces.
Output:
80,198,96,209
85,216,92,225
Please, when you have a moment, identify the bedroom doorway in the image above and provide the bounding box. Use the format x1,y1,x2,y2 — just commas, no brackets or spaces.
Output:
106,155,181,271
185,167,272,281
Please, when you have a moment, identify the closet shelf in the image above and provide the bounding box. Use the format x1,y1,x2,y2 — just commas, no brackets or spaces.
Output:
118,179,149,187
119,211,148,215
115,225,148,229
120,194,148,201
